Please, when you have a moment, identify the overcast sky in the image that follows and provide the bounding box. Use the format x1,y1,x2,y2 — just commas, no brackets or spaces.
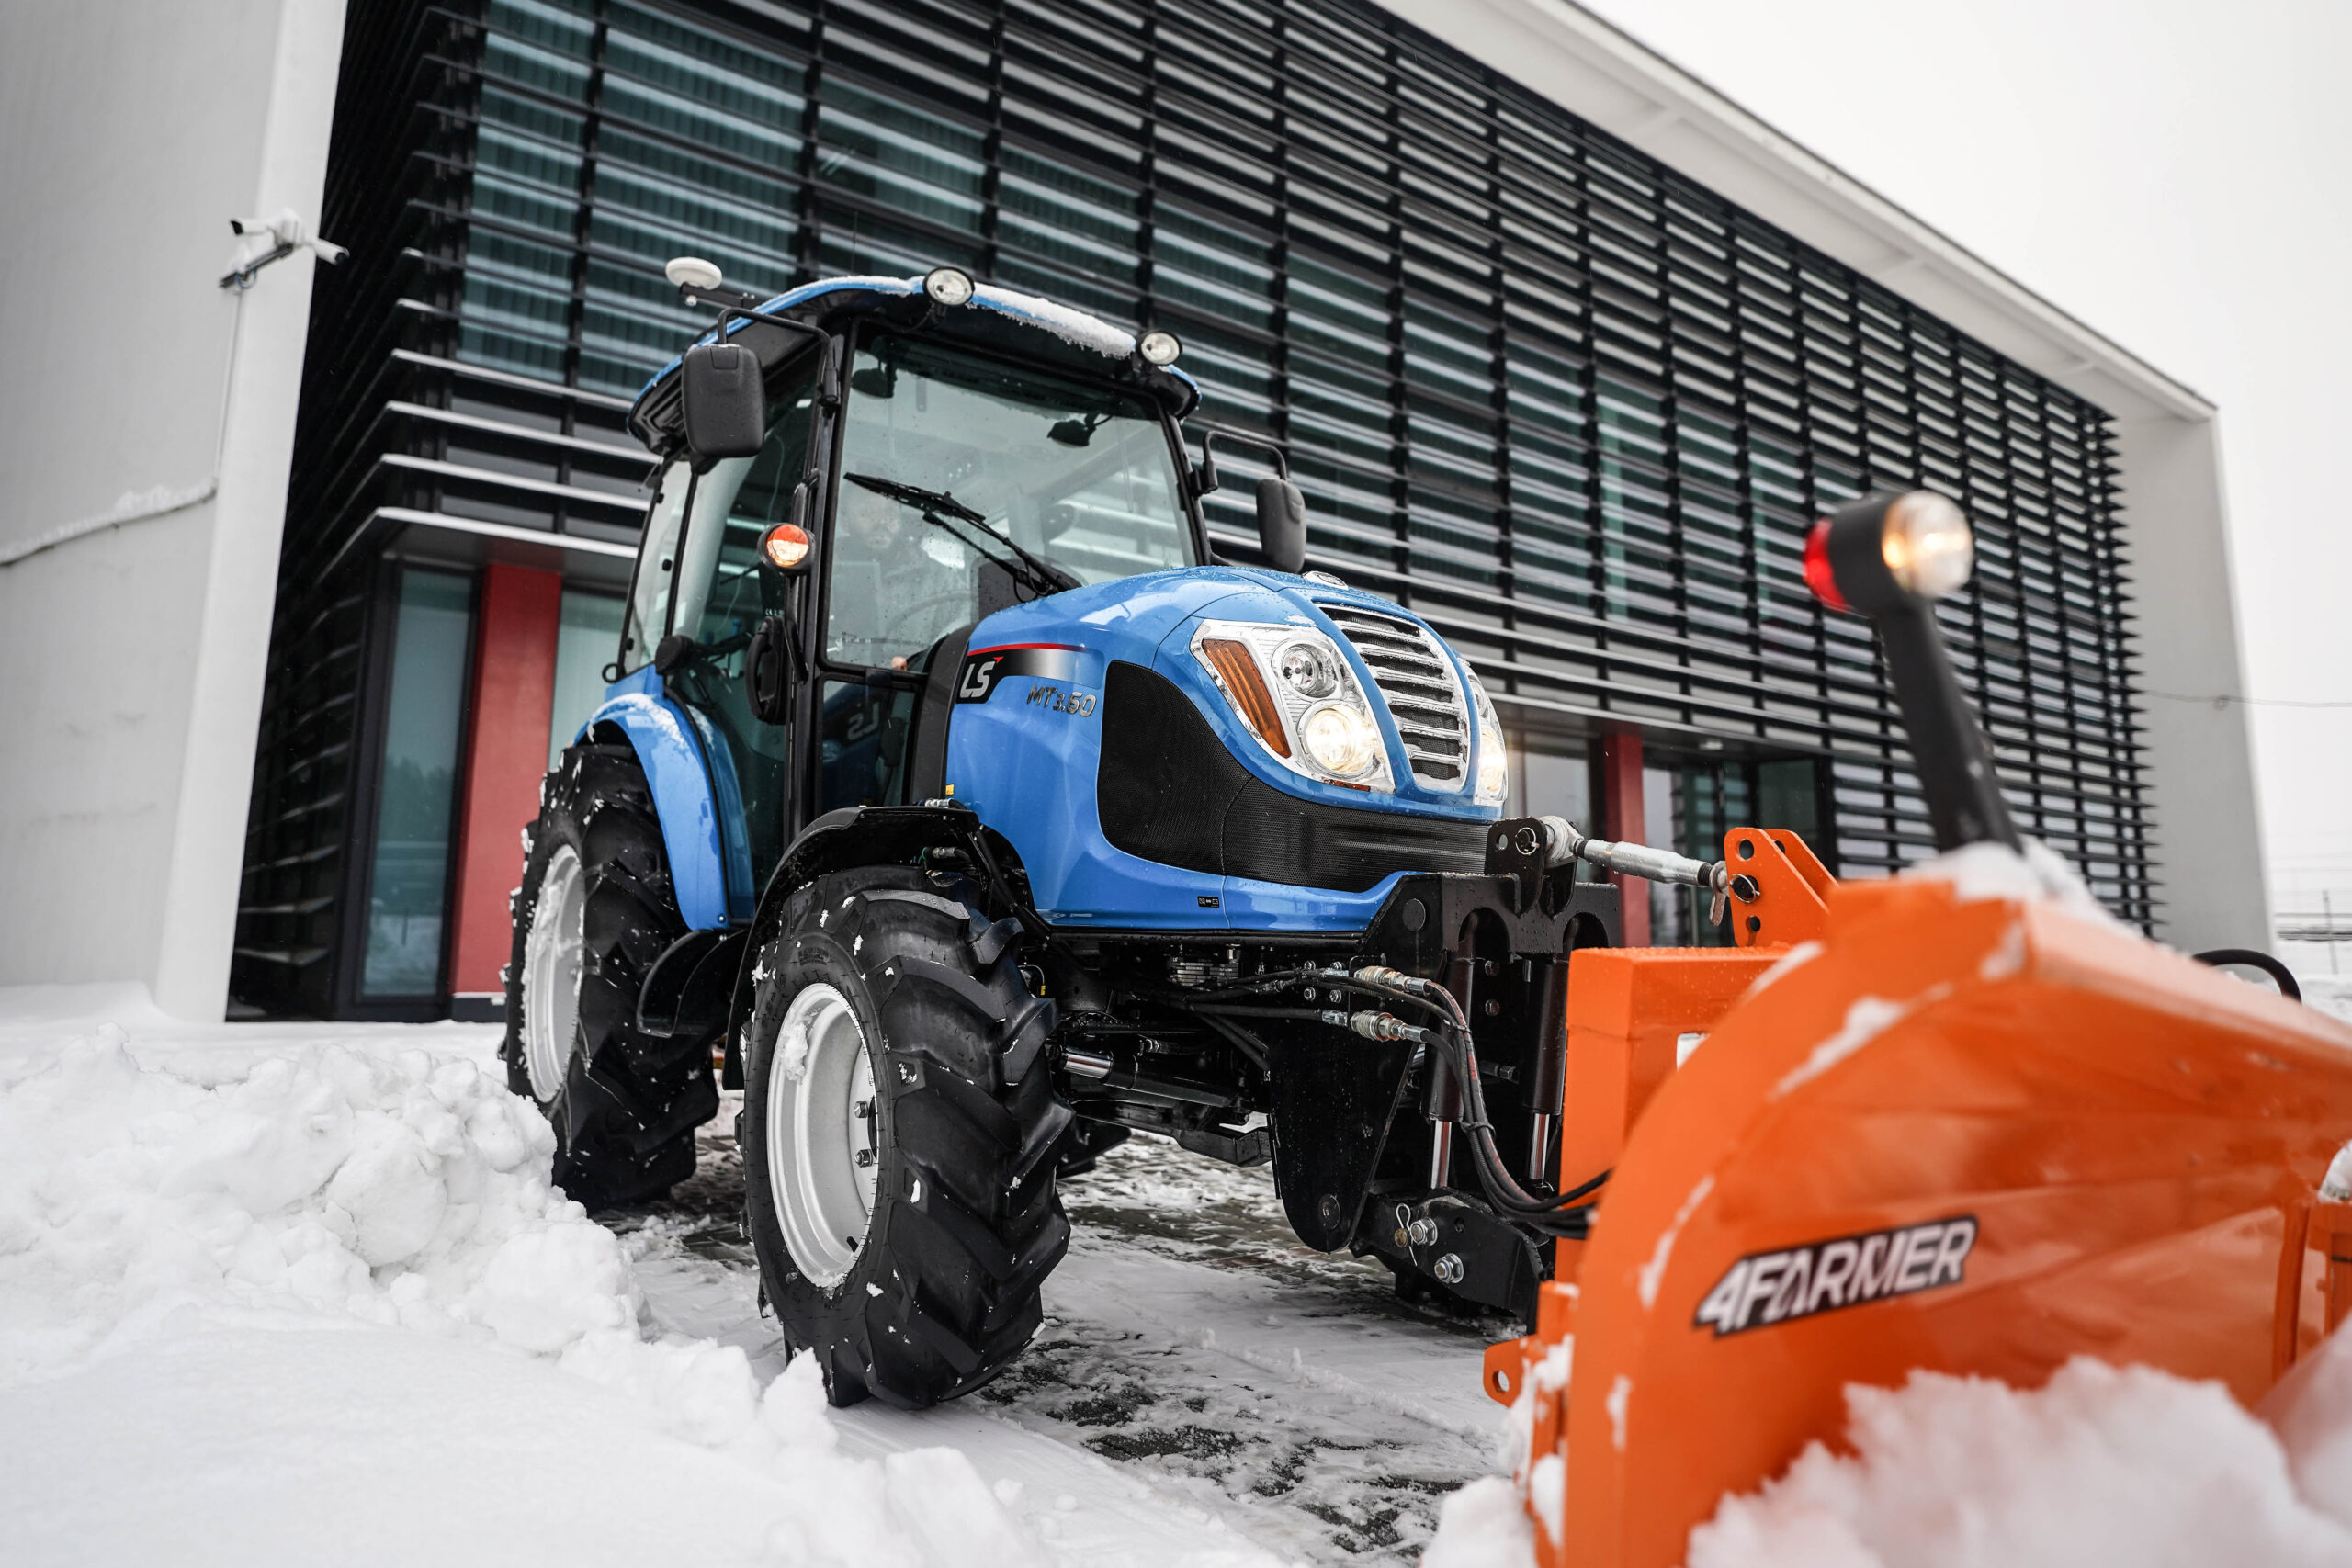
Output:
1577,0,2352,911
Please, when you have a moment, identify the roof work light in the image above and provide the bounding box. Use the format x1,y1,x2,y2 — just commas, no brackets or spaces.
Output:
1804,491,2018,853
923,266,976,307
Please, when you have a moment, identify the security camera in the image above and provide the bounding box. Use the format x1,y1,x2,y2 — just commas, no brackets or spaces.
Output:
220,210,349,289
231,212,346,265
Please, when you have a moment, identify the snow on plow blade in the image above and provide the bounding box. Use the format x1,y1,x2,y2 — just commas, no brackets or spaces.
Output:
1491,861,2352,1568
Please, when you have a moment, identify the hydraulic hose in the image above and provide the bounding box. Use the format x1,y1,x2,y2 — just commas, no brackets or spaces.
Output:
1329,967,1609,1228
1176,963,1613,1234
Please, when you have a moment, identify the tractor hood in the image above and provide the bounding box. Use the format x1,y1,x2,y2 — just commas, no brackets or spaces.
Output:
940,565,1502,931
955,565,1501,820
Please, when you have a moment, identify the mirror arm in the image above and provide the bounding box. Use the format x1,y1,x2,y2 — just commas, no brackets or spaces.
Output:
1195,426,1290,494
705,303,831,360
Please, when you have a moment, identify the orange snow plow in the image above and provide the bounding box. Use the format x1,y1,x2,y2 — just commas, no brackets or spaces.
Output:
1482,491,2352,1567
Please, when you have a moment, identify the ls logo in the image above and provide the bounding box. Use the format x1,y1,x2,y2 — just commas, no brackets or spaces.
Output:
955,643,1082,704
957,654,1002,703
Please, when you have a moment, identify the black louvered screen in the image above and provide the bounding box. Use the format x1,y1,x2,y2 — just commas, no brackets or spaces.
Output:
243,0,2152,1010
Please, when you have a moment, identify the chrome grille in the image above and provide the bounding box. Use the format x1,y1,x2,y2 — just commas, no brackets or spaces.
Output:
1318,603,1470,789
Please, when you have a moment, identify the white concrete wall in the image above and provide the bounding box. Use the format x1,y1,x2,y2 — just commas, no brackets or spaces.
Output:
0,0,347,1016
2112,416,2270,953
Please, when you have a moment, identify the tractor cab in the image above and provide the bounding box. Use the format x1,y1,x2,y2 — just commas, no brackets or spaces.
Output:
613,266,1293,888
517,264,1552,1406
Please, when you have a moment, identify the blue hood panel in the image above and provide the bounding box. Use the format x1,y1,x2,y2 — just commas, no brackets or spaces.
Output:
943,568,1498,932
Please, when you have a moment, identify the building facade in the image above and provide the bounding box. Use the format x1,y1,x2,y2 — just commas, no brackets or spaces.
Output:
220,0,2216,1019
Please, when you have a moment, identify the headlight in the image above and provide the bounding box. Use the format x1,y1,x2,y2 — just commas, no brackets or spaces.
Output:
1465,667,1509,804
1276,640,1340,698
1191,620,1394,793
1476,722,1508,801
1301,703,1379,776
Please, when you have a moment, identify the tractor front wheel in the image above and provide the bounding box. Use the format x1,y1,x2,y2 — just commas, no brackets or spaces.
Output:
742,865,1070,1406
503,739,718,1208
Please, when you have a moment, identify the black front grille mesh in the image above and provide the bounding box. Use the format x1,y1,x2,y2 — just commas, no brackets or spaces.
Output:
1319,603,1469,787
1097,662,1487,893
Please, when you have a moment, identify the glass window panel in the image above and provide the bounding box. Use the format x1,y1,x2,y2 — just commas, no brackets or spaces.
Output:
549,589,625,771
826,330,1193,670
622,463,692,671
362,570,473,998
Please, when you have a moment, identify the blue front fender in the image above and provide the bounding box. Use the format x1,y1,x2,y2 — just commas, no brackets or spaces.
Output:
581,672,737,931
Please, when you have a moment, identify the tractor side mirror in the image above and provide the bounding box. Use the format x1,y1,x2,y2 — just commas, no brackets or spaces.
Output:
1256,476,1306,575
681,341,764,461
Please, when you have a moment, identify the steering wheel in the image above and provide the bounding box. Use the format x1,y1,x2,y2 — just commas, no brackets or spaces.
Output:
836,592,973,669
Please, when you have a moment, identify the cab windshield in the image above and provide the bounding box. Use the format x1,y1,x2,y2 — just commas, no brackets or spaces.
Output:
825,330,1194,670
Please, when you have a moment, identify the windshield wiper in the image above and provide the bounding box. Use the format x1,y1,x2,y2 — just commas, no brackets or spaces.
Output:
843,472,1079,597
845,472,987,525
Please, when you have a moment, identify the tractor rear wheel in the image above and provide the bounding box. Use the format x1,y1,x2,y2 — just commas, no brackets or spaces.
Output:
742,865,1070,1407
503,739,718,1208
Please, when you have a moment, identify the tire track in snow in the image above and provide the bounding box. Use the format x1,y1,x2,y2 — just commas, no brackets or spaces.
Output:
622,1111,1515,1563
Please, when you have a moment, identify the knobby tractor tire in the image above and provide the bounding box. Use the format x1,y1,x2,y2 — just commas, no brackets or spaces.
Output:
742,865,1071,1408
503,739,718,1208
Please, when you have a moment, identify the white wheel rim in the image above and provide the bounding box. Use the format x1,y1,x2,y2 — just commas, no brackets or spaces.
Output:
521,844,585,1102
766,982,880,1288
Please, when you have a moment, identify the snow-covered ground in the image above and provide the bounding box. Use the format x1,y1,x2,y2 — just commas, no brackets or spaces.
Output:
11,982,2352,1568
0,986,1511,1567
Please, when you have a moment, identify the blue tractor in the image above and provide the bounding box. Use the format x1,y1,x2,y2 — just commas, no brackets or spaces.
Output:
505,261,1708,1407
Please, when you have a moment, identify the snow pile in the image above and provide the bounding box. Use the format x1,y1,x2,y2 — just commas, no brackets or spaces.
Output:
0,1022,632,1379
1902,837,2132,932
1422,1478,1535,1568
2323,1138,2352,1201
0,1012,1057,1567
2305,977,2352,1027
1685,1351,2352,1568
1422,1336,2352,1567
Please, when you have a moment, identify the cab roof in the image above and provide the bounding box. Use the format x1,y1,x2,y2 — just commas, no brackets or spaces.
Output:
627,275,1202,457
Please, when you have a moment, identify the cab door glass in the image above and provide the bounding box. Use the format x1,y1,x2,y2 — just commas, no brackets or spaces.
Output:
672,380,815,650
621,465,691,672
662,366,821,877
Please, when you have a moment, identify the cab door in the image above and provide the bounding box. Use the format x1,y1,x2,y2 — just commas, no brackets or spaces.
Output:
655,352,826,904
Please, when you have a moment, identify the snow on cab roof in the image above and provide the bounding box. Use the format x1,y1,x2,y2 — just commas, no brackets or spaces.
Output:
636,274,1195,401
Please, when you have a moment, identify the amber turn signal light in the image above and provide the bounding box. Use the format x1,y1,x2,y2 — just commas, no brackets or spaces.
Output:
761,522,811,571
1198,637,1291,759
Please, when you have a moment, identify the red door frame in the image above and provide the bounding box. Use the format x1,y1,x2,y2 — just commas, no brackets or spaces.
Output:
447,562,562,1015
1600,729,1649,946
